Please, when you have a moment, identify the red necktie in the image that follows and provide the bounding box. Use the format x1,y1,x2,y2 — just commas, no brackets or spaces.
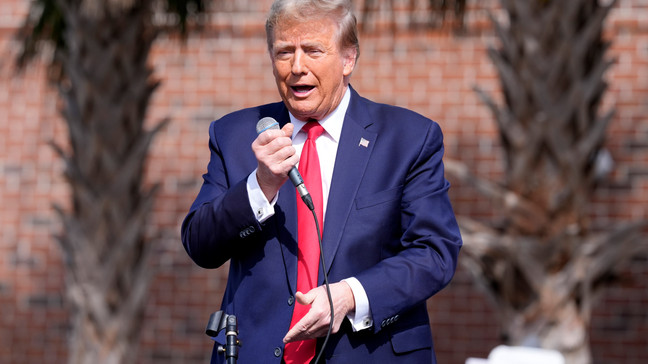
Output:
284,121,325,364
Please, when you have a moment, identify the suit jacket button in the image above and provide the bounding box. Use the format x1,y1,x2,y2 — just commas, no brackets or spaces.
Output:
288,296,295,306
274,347,282,357
239,226,255,238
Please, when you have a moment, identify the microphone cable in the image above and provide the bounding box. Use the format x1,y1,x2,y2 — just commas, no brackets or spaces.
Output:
309,206,333,364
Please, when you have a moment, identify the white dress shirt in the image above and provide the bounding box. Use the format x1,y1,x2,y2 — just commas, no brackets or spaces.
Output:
246,87,373,331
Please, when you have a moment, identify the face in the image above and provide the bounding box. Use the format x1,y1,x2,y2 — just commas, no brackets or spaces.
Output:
270,16,356,121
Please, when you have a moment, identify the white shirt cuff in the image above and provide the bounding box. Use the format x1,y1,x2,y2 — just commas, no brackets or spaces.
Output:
246,170,277,223
342,277,373,331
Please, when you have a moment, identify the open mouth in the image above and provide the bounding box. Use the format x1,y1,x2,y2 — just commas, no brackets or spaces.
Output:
291,85,315,95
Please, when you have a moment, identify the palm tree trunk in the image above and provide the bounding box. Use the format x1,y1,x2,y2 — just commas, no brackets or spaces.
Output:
52,1,164,362
503,299,591,364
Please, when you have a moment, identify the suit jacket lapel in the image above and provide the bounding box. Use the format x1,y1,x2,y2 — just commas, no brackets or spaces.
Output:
321,88,377,278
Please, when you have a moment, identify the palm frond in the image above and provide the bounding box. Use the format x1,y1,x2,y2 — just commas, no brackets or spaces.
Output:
15,0,209,69
16,0,65,69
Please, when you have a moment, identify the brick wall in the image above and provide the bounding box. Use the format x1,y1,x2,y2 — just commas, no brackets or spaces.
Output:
0,0,646,363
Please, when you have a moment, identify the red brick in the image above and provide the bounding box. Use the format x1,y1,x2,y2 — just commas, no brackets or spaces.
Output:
1,0,647,363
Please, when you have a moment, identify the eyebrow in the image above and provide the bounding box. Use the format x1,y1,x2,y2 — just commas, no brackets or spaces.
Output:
273,40,326,51
273,40,293,48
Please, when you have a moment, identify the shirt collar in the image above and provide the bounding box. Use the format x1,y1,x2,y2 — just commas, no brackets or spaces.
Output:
289,86,351,143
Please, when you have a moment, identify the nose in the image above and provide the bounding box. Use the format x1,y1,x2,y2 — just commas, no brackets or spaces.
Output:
291,49,307,75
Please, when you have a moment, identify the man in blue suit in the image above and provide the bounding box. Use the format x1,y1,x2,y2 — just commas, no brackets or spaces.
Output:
181,0,462,362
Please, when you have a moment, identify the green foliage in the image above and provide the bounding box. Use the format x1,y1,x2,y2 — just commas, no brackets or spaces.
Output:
16,0,208,69
166,0,207,34
360,0,467,30
16,0,65,69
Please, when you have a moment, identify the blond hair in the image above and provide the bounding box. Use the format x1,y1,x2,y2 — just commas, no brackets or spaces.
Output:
265,0,360,60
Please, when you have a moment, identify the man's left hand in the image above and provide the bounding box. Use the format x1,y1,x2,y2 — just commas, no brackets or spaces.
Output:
283,281,356,343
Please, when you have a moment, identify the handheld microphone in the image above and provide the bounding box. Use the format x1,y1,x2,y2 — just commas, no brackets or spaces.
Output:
256,117,314,211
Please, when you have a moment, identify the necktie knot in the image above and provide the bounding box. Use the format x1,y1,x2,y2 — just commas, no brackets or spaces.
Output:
302,121,324,140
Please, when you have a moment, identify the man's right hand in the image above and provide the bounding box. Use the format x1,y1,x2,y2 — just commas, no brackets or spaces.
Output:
252,123,296,201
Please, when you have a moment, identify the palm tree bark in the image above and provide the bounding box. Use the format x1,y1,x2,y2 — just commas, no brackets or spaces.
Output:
51,1,164,362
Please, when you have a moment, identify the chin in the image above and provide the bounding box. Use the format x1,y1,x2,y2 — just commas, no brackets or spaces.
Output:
292,113,314,121
288,105,316,120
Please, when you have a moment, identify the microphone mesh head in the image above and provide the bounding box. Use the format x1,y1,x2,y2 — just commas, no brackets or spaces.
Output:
256,117,280,134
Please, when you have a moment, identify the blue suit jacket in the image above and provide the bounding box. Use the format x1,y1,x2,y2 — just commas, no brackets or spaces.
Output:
181,87,462,363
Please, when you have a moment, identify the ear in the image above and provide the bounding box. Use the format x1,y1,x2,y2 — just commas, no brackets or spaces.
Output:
342,48,357,77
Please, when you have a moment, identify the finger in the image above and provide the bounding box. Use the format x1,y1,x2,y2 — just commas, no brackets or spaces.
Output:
255,121,293,145
283,290,323,343
255,128,282,144
283,316,330,343
257,134,292,155
283,315,317,343
271,145,297,165
253,133,294,166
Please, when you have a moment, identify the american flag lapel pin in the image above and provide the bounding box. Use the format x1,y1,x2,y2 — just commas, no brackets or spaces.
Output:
359,138,370,148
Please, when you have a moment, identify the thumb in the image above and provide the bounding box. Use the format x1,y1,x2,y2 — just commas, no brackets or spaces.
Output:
295,289,316,306
281,122,294,137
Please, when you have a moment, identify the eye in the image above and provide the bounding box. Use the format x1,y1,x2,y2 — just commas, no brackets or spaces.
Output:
306,48,324,57
275,50,293,60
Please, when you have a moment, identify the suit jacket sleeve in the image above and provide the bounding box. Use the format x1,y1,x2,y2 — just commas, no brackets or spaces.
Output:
181,117,262,269
352,120,462,334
